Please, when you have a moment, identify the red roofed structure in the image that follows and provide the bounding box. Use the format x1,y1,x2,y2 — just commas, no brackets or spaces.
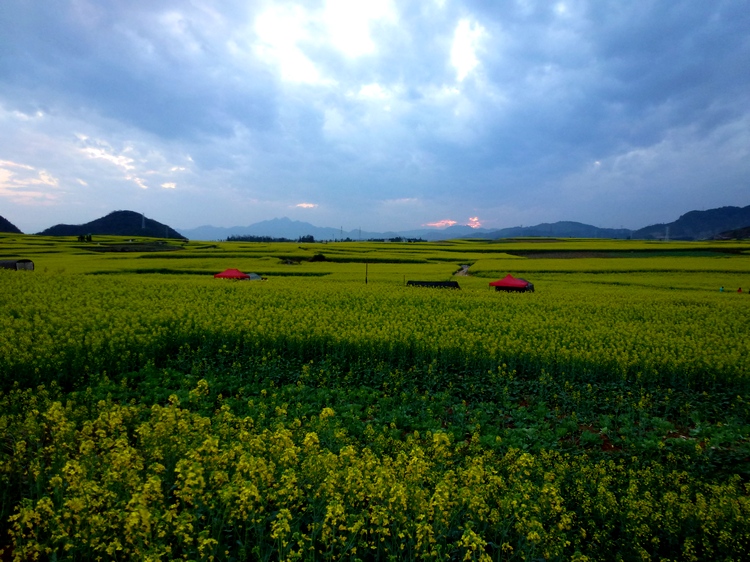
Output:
214,268,250,279
489,274,534,292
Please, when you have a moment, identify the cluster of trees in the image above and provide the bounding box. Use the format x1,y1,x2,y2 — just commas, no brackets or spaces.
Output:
227,234,425,243
366,236,425,243
226,235,315,243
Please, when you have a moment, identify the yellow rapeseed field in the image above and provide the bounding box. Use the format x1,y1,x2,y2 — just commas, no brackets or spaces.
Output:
1,235,749,560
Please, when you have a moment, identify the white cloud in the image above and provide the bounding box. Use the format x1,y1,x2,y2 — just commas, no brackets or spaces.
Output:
129,176,148,189
296,202,317,208
37,171,59,187
253,5,325,84
424,219,457,228
0,160,61,204
358,83,390,100
0,161,59,187
79,141,150,189
0,167,14,186
80,145,136,172
74,136,190,191
252,0,395,84
424,85,461,103
0,159,34,170
383,197,418,205
450,19,487,82
322,0,396,58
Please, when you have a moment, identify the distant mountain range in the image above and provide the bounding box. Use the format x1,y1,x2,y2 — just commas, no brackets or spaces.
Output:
1,204,749,241
37,211,183,239
177,218,634,242
180,205,750,242
480,221,632,240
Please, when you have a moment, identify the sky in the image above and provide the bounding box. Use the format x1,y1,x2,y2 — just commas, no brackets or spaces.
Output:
1,0,749,234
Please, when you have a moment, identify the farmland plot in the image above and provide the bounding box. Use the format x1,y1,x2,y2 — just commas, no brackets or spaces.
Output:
1,236,749,560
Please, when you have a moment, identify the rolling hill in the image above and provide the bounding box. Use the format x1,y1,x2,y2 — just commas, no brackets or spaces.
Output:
716,225,750,240
0,215,23,234
38,210,184,239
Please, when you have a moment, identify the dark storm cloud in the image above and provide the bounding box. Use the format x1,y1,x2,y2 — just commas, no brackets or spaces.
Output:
408,0,750,215
1,0,748,233
0,0,278,138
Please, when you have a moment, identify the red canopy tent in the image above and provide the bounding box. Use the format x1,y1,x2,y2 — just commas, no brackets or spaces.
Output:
214,268,250,279
489,274,534,292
